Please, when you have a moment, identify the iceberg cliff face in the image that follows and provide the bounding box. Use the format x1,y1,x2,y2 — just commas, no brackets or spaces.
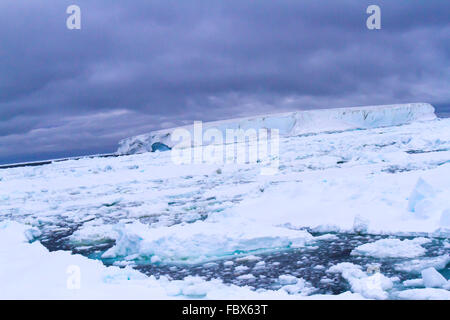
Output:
117,103,436,155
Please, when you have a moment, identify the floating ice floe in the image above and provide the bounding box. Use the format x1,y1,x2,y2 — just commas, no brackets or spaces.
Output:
353,215,370,234
396,288,450,300
70,221,118,246
394,254,450,274
350,238,431,258
421,267,449,289
277,276,315,296
402,278,424,288
101,220,315,264
278,275,299,285
327,262,394,299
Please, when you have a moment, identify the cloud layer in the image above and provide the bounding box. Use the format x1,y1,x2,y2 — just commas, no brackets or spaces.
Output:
0,0,449,163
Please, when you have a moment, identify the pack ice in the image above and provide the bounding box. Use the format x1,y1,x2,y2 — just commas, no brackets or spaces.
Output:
0,102,449,299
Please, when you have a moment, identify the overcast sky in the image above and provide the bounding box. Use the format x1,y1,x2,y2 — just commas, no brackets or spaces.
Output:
0,0,449,164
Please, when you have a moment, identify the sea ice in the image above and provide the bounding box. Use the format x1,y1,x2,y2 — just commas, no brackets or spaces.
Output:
421,267,448,289
353,215,370,234
351,238,430,258
1,103,449,299
397,288,450,300
402,279,424,287
278,278,314,296
394,254,450,274
278,275,299,285
237,274,256,281
327,262,393,299
101,220,314,264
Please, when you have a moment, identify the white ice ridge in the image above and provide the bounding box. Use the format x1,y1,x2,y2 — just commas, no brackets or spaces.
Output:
117,103,436,155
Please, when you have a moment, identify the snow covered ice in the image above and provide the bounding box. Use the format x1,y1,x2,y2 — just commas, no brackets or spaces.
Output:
351,238,431,259
0,103,449,299
117,102,436,154
421,267,449,289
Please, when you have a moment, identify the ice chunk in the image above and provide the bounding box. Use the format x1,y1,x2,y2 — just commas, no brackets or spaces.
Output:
101,223,143,258
278,275,299,285
234,265,249,273
23,227,42,242
237,274,255,281
0,220,35,243
313,234,339,241
395,254,450,274
235,255,261,262
253,261,266,269
397,288,450,300
70,223,118,246
327,262,393,299
177,276,210,298
278,278,314,295
102,220,314,264
421,267,448,288
351,238,430,258
402,279,424,288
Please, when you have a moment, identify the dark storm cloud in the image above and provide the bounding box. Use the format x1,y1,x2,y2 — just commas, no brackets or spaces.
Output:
0,0,449,163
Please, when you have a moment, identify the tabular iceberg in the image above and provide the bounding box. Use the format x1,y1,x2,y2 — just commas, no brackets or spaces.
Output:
117,103,436,155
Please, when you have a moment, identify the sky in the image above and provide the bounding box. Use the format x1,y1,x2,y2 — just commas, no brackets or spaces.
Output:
0,0,449,164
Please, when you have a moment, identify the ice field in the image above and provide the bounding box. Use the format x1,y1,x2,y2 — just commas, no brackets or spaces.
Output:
0,103,449,299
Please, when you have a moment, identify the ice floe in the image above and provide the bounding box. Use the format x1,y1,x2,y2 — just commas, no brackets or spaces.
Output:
351,238,431,258
396,288,450,300
101,220,314,264
394,254,450,274
327,262,393,299
421,267,449,289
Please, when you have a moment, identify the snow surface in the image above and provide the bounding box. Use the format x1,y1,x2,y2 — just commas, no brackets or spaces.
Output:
117,103,436,154
0,103,449,299
394,255,450,274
